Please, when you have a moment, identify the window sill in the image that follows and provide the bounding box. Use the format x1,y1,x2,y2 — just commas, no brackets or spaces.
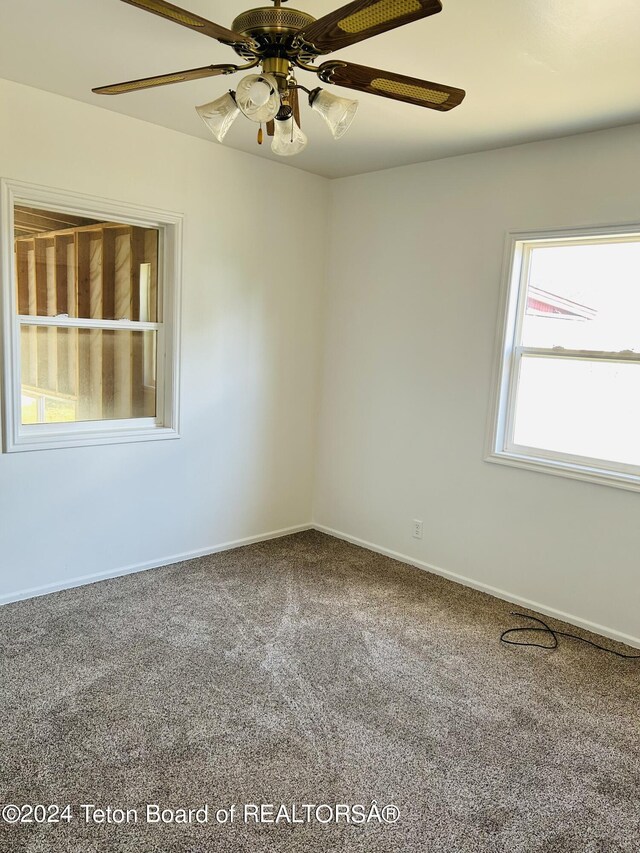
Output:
485,448,640,494
6,424,180,453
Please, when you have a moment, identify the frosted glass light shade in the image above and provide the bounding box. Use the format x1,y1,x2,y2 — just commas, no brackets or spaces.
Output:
196,92,239,143
236,73,280,123
310,88,358,139
271,116,308,157
248,80,271,107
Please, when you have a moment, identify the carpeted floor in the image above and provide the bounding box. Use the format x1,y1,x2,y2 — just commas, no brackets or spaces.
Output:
1,530,638,853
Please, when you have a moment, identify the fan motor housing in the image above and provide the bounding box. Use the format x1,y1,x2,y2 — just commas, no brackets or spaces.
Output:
231,6,317,62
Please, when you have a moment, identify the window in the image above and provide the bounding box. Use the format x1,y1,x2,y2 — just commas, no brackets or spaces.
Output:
1,180,182,451
487,225,640,491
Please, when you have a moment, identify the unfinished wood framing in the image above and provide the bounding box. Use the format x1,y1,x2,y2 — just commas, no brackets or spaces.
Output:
14,221,159,423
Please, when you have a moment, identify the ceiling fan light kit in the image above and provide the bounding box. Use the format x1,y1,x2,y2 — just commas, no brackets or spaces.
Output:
272,113,309,156
235,72,281,122
95,0,466,158
196,92,241,142
309,88,359,139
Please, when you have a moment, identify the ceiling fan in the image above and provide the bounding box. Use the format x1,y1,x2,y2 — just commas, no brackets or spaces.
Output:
93,0,465,157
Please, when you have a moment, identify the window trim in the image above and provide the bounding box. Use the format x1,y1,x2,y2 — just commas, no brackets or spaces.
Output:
1,178,183,452
486,223,640,493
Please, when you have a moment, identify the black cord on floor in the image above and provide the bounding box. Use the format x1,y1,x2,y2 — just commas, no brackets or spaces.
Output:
500,612,640,659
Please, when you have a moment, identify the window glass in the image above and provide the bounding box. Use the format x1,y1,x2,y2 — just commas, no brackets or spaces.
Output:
20,327,156,424
13,203,161,430
14,206,159,322
513,355,640,466
520,240,640,353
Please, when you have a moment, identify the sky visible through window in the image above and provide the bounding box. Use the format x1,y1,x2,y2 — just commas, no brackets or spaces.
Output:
521,240,640,352
513,238,640,467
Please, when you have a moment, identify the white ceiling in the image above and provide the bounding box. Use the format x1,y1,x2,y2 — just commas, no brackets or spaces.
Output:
1,0,639,178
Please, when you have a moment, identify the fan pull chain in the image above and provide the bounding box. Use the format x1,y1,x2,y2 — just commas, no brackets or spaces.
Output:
257,123,263,145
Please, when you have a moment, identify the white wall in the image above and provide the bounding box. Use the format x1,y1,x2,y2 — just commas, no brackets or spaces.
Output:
2,76,638,647
0,78,328,602
314,124,640,646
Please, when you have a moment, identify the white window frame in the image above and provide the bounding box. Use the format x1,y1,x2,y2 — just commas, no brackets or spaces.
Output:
486,223,640,493
1,179,183,452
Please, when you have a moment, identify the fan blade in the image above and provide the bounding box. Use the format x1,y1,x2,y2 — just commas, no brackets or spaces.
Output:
296,0,442,54
120,0,254,46
93,64,237,95
317,61,465,111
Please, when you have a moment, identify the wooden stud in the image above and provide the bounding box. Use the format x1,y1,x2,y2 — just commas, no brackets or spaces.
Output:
88,234,103,419
76,232,91,319
16,242,30,315
114,229,133,418
101,229,117,417
46,241,58,394
144,228,159,323
130,228,146,415
35,238,49,317
55,237,70,316
27,244,38,389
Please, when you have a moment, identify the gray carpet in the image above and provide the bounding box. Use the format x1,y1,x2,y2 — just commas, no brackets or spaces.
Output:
1,530,638,853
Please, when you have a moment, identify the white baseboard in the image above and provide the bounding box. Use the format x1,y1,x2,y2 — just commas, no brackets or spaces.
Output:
0,524,312,607
313,524,640,651
4,521,639,651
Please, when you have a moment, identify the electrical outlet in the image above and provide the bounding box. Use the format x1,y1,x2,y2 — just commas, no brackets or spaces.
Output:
412,519,423,540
